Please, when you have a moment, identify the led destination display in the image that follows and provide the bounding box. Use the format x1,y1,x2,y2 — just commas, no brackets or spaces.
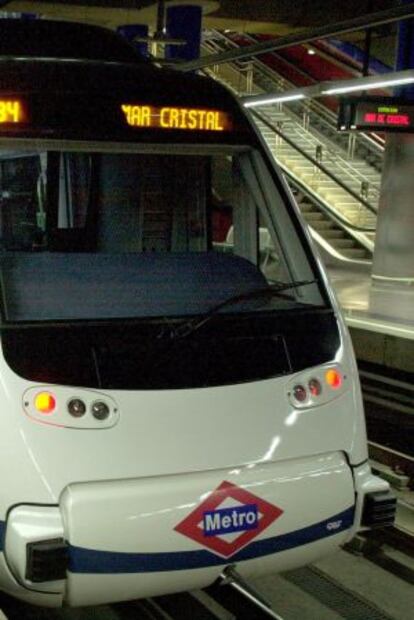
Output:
121,105,232,131
338,97,414,132
0,95,238,140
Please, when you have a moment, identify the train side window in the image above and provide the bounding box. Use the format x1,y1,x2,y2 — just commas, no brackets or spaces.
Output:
210,153,288,283
257,221,287,283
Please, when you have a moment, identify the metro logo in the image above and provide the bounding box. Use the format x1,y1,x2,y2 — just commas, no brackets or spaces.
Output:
174,481,283,558
203,504,258,536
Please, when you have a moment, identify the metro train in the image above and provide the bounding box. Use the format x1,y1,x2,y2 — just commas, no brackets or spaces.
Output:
0,18,395,608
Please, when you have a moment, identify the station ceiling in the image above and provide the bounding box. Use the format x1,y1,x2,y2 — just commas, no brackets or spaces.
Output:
1,0,397,34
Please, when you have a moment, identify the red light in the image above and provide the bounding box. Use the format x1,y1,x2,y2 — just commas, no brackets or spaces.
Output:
325,369,342,390
34,392,56,414
309,378,322,396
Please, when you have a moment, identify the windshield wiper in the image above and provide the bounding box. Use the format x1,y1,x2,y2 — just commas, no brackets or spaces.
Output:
167,279,318,341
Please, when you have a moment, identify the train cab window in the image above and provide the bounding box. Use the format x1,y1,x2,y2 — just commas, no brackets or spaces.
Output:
0,144,325,326
96,154,207,253
0,143,329,388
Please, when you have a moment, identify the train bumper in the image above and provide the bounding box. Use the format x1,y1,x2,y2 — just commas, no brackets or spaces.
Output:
3,452,386,607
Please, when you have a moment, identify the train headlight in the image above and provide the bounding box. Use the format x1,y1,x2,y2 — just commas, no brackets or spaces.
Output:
91,401,110,420
293,385,307,402
34,392,56,414
67,398,86,417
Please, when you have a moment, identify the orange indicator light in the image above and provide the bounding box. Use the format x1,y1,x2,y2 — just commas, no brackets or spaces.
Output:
0,99,24,124
121,104,231,131
325,369,342,389
34,392,56,414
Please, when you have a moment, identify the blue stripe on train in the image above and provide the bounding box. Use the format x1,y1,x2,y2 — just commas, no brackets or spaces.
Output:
68,506,354,574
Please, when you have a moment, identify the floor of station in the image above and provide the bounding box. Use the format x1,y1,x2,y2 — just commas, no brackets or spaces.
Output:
252,546,414,620
328,265,414,340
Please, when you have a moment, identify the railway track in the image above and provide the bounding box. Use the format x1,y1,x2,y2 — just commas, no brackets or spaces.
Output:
0,562,405,620
357,362,414,566
359,363,414,458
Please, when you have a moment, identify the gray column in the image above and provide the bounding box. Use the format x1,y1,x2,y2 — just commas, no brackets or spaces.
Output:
372,133,414,283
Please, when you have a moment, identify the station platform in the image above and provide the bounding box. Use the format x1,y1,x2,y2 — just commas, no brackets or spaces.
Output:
328,266,414,339
327,266,414,373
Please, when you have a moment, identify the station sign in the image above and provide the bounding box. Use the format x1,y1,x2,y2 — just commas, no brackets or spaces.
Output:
338,97,414,132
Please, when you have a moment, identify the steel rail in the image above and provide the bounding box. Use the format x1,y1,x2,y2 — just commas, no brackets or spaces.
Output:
178,3,414,71
368,441,414,481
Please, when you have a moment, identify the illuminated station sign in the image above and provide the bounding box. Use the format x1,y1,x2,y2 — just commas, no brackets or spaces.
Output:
121,105,233,132
338,97,414,132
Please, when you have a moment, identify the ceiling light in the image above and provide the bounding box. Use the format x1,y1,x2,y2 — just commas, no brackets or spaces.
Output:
244,93,305,108
322,76,414,95
307,49,316,55
241,70,414,108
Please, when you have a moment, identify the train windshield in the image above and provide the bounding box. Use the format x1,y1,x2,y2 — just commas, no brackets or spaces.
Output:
0,143,325,326
0,143,338,389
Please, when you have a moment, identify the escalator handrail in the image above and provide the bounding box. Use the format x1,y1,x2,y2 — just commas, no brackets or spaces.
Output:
252,109,378,223
284,169,376,234
257,106,381,197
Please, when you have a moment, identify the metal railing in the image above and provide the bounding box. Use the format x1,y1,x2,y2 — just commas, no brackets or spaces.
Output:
257,106,380,206
253,111,376,232
201,31,381,230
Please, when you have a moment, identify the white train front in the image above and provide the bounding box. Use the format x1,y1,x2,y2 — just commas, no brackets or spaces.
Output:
0,18,395,608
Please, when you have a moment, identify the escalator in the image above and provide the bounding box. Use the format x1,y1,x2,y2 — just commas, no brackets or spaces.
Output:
200,30,384,266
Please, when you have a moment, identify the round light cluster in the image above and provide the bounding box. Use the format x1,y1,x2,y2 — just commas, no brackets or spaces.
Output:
290,368,343,407
34,393,112,421
292,378,322,405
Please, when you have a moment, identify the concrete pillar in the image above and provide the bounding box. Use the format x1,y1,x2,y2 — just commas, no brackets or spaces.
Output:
371,0,414,283
371,135,414,282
